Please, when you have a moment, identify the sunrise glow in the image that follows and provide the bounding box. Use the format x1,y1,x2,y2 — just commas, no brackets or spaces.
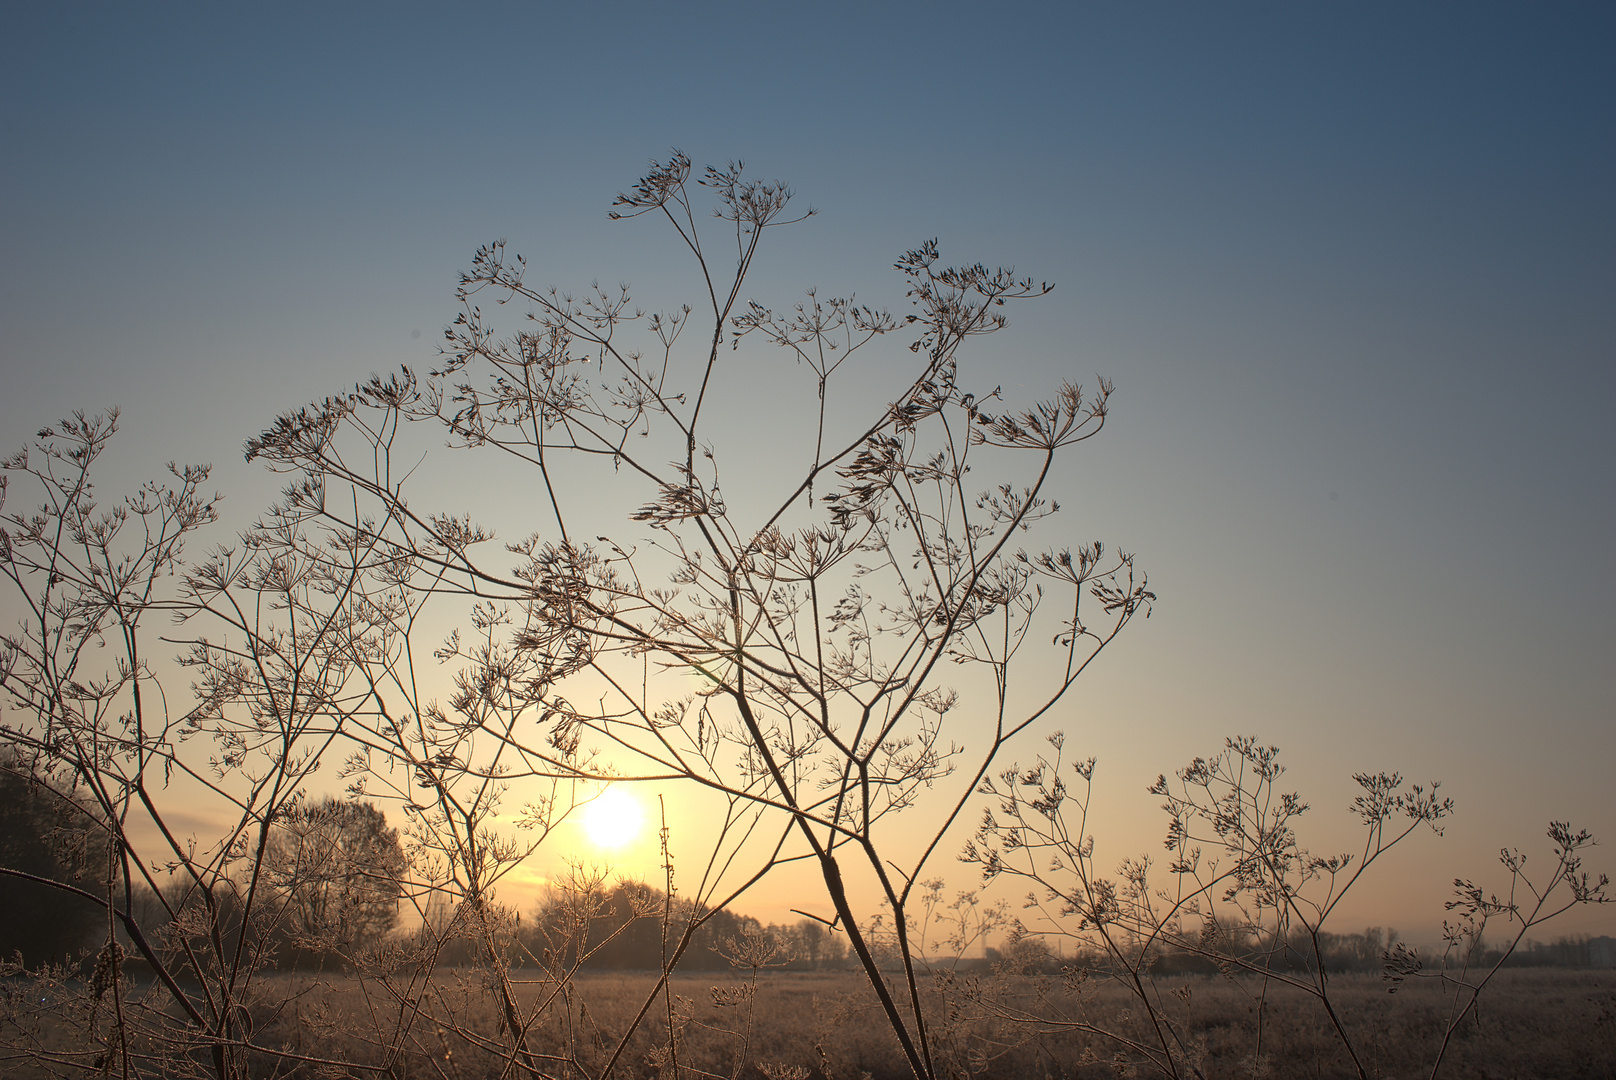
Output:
580,786,645,850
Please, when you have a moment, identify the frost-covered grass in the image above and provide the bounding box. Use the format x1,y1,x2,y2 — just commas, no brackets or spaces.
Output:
9,966,1611,1078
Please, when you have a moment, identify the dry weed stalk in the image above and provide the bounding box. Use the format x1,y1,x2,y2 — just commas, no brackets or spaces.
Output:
230,151,1151,1079
2,153,1151,1079
1383,820,1611,1077
962,733,1608,1079
11,153,1593,1080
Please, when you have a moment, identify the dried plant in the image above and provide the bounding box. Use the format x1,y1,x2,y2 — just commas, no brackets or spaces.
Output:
962,733,1607,1079
229,150,1150,1079
1382,820,1611,1077
11,153,1593,1080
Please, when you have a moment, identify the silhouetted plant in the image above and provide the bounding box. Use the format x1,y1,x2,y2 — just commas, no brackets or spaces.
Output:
236,149,1152,1079
10,153,1595,1080
1383,820,1611,1077
962,733,1607,1079
0,412,594,1078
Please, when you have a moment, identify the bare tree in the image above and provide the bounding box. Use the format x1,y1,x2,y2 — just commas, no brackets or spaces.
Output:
258,796,405,963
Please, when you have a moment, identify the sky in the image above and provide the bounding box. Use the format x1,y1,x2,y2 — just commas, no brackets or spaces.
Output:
2,2,1612,944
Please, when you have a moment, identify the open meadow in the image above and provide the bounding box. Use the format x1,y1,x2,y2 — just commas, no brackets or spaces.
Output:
8,966,1612,1079
562,967,1616,1079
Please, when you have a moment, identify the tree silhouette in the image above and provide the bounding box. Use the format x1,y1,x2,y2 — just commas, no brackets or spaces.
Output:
0,750,101,968
259,796,406,966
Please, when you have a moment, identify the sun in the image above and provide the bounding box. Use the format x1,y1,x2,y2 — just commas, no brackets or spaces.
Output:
580,785,645,850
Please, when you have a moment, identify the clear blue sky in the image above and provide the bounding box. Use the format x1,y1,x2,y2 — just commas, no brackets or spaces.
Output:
3,2,1611,937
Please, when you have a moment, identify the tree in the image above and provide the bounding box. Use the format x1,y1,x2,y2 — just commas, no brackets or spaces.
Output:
787,917,844,970
526,875,765,971
259,796,405,964
0,749,102,967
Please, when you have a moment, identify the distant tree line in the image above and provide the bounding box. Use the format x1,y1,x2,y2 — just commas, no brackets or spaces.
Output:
511,877,850,972
976,926,1616,977
1497,934,1616,969
8,767,1607,983
972,925,1405,977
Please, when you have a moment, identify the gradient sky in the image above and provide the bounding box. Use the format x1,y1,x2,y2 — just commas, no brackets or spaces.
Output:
3,3,1612,942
